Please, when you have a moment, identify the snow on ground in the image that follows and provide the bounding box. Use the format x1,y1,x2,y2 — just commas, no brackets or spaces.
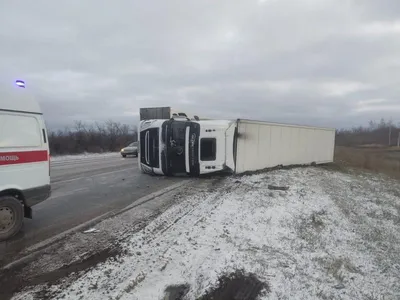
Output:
13,167,400,299
50,152,119,162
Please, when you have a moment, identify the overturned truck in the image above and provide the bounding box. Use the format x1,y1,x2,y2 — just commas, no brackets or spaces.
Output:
138,108,335,176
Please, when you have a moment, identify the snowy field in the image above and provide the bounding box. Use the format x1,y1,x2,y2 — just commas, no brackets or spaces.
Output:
50,152,119,162
13,167,400,300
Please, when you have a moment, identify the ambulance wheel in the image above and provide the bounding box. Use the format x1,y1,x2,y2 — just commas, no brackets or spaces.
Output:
0,196,24,241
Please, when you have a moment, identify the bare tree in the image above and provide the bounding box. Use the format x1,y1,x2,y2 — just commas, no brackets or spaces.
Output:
336,118,400,147
48,120,137,155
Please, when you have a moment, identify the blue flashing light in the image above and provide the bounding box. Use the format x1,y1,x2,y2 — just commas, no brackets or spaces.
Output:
15,80,25,88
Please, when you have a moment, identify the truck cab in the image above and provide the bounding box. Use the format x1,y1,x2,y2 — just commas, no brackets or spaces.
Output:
138,119,236,176
195,120,236,174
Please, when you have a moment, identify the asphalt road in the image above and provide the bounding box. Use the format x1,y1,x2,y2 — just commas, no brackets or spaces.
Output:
0,153,181,263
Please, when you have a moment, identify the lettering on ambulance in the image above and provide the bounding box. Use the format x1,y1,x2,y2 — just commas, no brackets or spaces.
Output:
0,150,48,166
0,155,19,161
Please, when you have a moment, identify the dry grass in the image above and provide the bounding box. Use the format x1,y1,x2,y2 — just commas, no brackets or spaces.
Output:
334,146,400,179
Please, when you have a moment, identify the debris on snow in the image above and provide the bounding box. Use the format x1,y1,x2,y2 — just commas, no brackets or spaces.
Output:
83,228,100,234
333,283,346,290
267,184,289,191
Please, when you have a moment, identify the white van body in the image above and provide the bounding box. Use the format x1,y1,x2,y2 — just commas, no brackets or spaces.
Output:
0,83,51,240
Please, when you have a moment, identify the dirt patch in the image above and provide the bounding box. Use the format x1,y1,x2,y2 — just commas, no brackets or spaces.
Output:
198,270,269,300
164,284,190,300
0,247,121,300
297,210,327,247
315,256,364,283
163,271,269,300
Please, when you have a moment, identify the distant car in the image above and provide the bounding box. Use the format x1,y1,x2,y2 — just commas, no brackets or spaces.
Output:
121,142,138,157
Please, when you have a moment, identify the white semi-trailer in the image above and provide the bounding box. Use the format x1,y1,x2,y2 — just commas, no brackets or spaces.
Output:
233,119,335,173
138,117,335,176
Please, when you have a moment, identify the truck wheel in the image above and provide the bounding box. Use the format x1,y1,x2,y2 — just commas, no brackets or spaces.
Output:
122,154,127,158
0,196,24,241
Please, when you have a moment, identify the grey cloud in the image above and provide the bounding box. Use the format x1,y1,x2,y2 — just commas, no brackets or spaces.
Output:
356,0,400,21
1,0,400,130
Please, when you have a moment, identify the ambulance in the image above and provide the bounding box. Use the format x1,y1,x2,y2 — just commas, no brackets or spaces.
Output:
0,80,51,241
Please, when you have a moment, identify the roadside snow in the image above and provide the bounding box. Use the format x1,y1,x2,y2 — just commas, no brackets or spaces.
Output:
13,167,400,299
50,152,119,162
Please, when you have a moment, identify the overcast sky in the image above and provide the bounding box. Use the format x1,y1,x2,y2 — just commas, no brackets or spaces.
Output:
1,0,400,129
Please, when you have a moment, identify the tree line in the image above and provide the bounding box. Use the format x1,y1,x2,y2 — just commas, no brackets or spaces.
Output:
48,121,137,155
336,118,400,147
48,118,400,155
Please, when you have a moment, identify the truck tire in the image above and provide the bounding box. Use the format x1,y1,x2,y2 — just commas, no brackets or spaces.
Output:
0,196,24,241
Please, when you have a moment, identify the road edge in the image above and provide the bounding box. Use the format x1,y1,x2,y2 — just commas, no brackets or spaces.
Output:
2,179,193,271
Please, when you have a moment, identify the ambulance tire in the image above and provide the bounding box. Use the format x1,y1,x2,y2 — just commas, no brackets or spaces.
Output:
0,196,24,241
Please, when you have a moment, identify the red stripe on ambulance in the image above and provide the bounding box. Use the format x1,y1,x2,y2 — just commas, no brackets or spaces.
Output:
0,150,48,166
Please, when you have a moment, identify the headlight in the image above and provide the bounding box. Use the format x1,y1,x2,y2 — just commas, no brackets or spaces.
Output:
121,149,124,152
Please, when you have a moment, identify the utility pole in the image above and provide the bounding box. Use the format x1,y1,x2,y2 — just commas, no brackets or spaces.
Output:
387,116,393,147
398,131,400,148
